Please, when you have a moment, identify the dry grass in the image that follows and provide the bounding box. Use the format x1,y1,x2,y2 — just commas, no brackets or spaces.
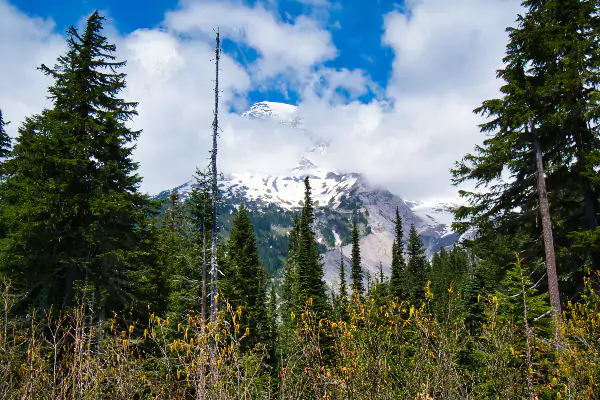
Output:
1,276,599,399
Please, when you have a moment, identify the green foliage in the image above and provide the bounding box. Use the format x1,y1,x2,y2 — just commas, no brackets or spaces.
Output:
338,247,348,305
451,0,600,296
406,224,429,304
0,109,11,159
279,214,300,331
266,281,278,366
2,6,600,398
0,12,152,311
222,203,269,351
295,177,329,319
495,256,550,331
368,263,389,307
350,212,364,296
389,206,407,299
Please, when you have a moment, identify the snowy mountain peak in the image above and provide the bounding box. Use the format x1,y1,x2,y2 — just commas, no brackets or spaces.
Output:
155,100,463,285
293,156,318,171
409,201,457,238
241,101,299,126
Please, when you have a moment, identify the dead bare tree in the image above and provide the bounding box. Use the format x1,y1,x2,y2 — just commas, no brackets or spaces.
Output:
210,29,221,325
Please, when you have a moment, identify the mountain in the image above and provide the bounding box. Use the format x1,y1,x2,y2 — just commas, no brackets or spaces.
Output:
154,101,462,287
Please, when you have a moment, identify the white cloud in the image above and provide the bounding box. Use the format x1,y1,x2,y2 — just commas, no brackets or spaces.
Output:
0,0,525,202
119,28,253,191
164,1,336,82
0,1,64,137
0,0,336,194
293,0,524,202
383,0,521,98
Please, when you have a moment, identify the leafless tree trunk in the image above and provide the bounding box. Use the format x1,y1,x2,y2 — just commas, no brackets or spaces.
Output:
531,125,562,331
210,30,221,325
201,211,207,329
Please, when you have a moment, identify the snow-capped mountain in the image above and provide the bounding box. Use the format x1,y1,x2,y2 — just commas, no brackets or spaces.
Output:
156,101,461,286
240,101,301,128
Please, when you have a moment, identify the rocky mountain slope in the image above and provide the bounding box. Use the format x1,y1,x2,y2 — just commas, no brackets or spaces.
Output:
155,102,462,286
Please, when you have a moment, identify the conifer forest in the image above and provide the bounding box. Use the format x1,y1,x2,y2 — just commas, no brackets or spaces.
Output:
1,1,600,399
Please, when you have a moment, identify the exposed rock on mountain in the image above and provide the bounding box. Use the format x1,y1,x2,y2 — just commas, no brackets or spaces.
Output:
155,102,462,285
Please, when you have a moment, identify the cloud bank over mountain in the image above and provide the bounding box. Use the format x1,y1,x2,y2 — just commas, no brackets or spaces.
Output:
0,0,523,202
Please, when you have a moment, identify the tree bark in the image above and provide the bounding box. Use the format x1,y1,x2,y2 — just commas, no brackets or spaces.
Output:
532,131,562,330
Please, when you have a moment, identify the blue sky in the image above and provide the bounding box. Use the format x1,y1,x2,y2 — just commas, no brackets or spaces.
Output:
1,0,523,200
12,0,397,106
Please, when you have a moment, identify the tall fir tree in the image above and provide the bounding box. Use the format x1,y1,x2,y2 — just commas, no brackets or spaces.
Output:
280,214,300,328
0,109,11,242
350,212,364,296
451,0,600,302
0,109,11,159
295,177,328,318
0,12,152,310
266,280,278,366
223,203,268,351
389,206,407,299
338,246,348,304
406,224,428,304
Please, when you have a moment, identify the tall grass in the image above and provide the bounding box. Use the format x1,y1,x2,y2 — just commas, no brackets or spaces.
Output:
1,275,598,399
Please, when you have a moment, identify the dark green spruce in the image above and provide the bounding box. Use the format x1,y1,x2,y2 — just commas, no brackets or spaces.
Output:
295,177,328,318
350,212,364,296
451,0,600,303
0,12,153,311
406,224,428,304
223,203,268,351
389,206,407,299
338,246,348,304
0,109,11,159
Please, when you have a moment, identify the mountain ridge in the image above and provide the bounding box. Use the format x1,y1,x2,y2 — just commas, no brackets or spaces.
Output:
155,101,462,286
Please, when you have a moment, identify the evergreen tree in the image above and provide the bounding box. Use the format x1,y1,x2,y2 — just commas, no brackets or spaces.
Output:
186,168,214,322
0,109,11,159
149,192,200,319
338,246,348,304
295,177,328,318
406,224,428,304
368,262,389,307
389,206,407,299
429,246,469,315
266,280,278,365
135,204,179,317
0,109,11,242
496,257,549,331
350,212,364,296
451,0,600,301
224,203,268,351
0,12,152,310
280,214,300,328
521,0,600,273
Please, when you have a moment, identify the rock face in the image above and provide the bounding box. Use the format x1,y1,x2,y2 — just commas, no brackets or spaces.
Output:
154,102,462,286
